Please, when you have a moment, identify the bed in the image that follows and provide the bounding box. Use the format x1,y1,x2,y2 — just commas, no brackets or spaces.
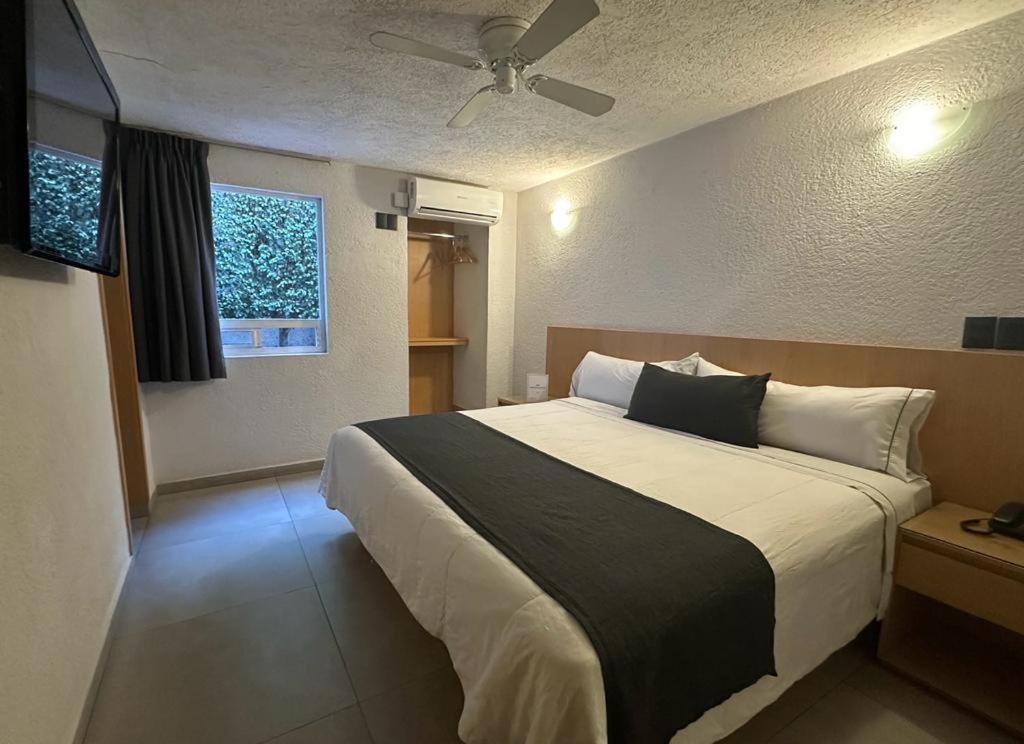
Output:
320,393,931,743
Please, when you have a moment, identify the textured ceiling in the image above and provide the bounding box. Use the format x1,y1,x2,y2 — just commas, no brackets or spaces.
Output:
76,0,1024,191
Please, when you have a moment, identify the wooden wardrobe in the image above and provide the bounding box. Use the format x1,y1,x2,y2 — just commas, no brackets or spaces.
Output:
408,218,467,414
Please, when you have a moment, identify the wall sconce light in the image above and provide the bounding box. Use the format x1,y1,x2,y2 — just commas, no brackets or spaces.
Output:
888,101,971,158
550,197,575,233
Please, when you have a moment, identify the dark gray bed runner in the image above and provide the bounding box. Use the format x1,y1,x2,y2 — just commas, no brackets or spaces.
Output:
356,412,776,744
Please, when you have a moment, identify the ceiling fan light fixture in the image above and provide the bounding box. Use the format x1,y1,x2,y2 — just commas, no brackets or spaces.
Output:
494,63,516,95
369,0,614,128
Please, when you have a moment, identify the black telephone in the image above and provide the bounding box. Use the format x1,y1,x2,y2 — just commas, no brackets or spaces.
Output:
960,502,1024,541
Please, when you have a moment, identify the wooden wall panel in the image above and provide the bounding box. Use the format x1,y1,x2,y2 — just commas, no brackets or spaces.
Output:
98,223,151,525
546,325,1024,512
408,219,454,339
409,347,453,415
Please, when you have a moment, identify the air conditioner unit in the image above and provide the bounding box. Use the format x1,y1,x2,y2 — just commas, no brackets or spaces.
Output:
408,177,502,226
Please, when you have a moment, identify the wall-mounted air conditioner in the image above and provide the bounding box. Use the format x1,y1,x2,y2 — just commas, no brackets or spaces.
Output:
408,177,502,226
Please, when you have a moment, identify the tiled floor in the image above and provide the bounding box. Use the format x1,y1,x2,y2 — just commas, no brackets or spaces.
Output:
85,473,1014,744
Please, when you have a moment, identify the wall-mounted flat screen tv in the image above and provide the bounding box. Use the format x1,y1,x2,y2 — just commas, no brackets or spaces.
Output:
1,0,122,276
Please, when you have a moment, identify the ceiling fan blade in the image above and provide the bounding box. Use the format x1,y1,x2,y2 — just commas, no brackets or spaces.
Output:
528,75,614,116
370,32,482,69
514,0,599,63
448,86,497,128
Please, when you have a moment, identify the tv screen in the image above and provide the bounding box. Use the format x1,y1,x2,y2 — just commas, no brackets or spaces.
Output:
0,0,121,276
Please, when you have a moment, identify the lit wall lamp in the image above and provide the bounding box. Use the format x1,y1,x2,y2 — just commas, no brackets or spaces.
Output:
888,101,971,158
550,197,576,233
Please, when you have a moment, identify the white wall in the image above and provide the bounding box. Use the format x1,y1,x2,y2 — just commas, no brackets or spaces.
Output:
0,101,130,744
141,152,517,482
485,192,517,404
450,198,518,410
141,151,410,483
0,148,128,744
513,13,1024,389
0,257,130,744
453,224,490,410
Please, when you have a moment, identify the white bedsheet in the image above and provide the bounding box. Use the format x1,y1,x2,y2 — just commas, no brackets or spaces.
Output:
320,398,930,744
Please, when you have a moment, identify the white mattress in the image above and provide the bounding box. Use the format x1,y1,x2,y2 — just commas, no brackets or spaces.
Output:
320,398,931,744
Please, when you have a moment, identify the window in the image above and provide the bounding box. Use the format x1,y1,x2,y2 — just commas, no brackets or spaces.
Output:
211,185,327,357
28,144,102,265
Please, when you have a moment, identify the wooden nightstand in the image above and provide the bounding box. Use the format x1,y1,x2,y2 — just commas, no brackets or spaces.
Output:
879,501,1024,737
497,395,552,406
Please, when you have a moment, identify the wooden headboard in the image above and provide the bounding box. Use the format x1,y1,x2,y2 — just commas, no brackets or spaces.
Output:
546,325,1024,512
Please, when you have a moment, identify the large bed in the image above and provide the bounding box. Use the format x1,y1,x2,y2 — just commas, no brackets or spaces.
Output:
320,393,931,743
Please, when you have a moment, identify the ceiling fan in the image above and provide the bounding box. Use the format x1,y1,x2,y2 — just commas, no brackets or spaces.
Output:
369,0,614,128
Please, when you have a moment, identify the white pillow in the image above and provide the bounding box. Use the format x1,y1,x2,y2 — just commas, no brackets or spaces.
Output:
697,358,934,481
570,351,701,410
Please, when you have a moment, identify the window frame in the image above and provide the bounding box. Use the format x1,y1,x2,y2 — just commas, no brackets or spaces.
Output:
210,182,329,359
32,142,101,169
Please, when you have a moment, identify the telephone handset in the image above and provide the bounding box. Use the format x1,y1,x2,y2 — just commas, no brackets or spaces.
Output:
960,502,1024,541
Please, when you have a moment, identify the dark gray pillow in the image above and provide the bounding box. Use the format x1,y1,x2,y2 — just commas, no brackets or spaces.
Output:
625,363,770,448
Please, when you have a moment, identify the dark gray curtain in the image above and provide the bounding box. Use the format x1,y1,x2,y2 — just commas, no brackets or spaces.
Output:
109,124,226,382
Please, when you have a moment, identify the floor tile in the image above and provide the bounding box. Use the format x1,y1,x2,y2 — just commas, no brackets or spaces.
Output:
84,588,355,744
292,512,378,587
771,684,944,744
318,566,452,700
114,522,313,636
278,470,330,520
142,478,291,551
295,512,449,697
360,665,464,744
88,476,1009,744
847,662,1017,744
265,706,373,744
722,639,871,743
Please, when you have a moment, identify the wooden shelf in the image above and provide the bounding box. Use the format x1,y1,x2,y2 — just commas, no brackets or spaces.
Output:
880,592,1024,737
408,218,461,414
409,337,468,348
902,502,1024,576
879,503,1024,738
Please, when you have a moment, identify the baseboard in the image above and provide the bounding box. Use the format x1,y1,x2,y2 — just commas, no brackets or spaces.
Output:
72,553,131,744
155,458,325,496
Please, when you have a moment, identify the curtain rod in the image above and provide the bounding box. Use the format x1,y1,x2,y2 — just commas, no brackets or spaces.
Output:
34,95,332,164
